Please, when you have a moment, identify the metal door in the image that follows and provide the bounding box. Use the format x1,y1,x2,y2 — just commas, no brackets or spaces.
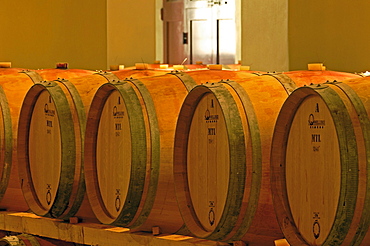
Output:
185,0,237,64
163,0,238,65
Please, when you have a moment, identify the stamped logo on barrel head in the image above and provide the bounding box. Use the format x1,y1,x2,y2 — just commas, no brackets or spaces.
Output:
204,109,218,123
208,201,215,226
46,184,52,205
313,212,321,239
44,102,55,134
44,103,55,117
308,114,325,129
113,106,125,119
115,189,121,212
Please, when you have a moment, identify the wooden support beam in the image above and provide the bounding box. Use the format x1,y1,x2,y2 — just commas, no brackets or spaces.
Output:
0,212,229,246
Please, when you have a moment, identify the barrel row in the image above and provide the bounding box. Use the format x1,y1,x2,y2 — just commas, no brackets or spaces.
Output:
0,67,260,223
0,67,366,246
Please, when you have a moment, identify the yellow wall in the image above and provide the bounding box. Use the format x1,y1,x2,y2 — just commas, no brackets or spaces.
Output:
0,0,157,70
0,1,107,70
289,1,370,72
4,1,369,72
107,0,156,68
241,0,289,72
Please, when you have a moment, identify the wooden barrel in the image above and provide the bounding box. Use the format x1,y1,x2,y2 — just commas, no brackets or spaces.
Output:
0,68,27,75
282,70,361,87
122,63,208,70
173,70,361,245
111,68,171,80
16,72,114,220
16,68,231,221
270,76,370,245
17,68,258,221
0,234,75,246
84,70,260,234
0,69,94,213
35,68,94,81
112,67,262,82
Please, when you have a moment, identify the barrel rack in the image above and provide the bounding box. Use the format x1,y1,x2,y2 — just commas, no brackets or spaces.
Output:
0,211,231,246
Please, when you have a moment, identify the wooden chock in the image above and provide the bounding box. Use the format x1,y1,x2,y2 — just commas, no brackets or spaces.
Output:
274,238,290,246
240,65,251,71
307,63,325,71
233,241,247,246
69,217,80,224
0,62,11,68
135,63,148,70
56,62,68,69
208,64,223,70
110,65,119,71
173,65,184,70
152,226,161,236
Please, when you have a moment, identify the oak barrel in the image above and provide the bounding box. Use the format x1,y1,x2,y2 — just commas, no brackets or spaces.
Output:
84,70,259,234
17,68,245,221
16,72,117,220
0,68,27,75
173,70,361,245
0,69,94,213
270,76,370,246
15,68,220,221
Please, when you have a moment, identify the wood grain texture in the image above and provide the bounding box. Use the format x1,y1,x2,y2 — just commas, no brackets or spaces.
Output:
282,70,361,87
174,76,286,245
270,82,367,245
0,69,94,214
84,74,195,233
17,71,106,220
285,94,341,245
84,70,261,234
173,71,361,245
187,93,230,233
28,90,62,212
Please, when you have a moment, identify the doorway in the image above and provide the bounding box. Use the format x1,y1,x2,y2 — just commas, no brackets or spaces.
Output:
162,0,240,65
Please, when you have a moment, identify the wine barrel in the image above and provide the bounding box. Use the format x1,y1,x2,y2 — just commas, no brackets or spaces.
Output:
112,67,262,82
0,234,75,246
17,67,259,221
16,72,115,220
122,63,208,70
282,70,361,87
84,70,260,234
173,70,361,245
111,68,171,79
270,76,370,246
16,68,232,221
35,68,94,81
0,69,94,213
0,68,27,76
